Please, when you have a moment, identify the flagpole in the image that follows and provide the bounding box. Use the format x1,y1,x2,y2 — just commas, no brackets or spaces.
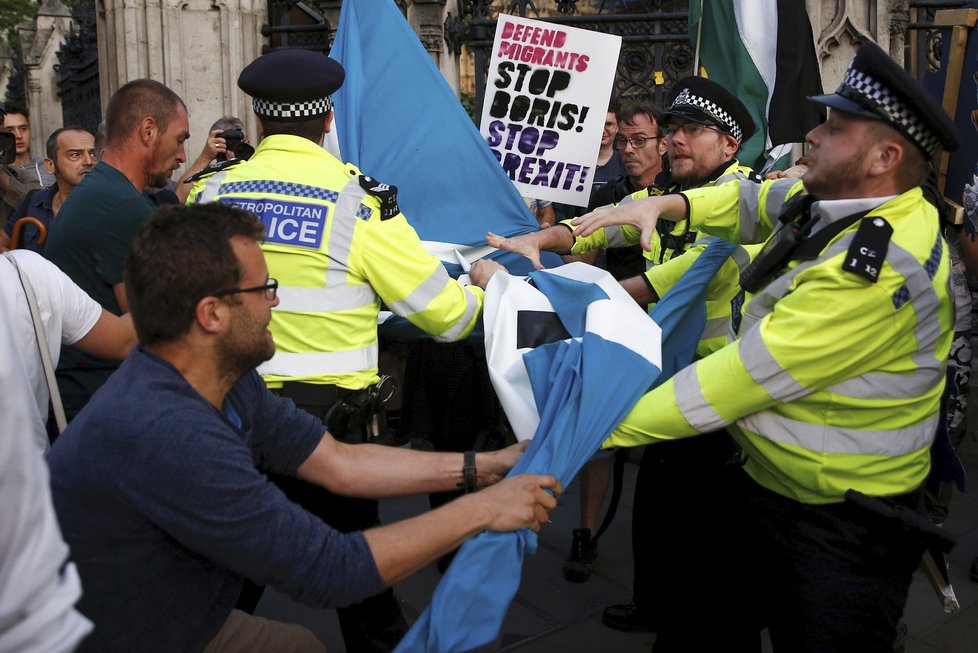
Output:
693,0,704,76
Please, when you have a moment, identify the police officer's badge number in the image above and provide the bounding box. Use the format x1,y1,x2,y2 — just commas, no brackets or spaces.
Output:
359,175,399,220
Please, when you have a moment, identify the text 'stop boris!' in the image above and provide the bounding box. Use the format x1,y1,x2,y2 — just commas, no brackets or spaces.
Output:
479,15,622,207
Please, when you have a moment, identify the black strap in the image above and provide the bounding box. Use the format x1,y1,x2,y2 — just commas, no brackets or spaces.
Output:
591,448,628,547
460,450,477,493
793,209,871,260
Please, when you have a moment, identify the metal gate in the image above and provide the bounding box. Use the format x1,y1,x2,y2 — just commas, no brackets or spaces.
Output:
262,0,333,54
455,1,694,120
55,0,101,134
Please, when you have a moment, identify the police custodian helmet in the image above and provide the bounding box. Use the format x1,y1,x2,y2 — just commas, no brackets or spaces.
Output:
238,49,346,122
809,40,959,159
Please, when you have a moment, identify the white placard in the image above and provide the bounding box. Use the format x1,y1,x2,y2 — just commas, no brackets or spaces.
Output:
479,15,622,207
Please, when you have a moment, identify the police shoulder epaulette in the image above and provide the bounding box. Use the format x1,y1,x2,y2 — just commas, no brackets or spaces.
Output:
358,175,399,220
747,170,764,184
842,216,892,283
183,158,244,185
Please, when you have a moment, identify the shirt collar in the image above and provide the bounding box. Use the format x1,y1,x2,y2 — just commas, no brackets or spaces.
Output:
810,195,896,231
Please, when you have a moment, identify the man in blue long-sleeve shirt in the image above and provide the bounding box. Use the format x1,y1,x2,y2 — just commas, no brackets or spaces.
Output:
48,202,561,653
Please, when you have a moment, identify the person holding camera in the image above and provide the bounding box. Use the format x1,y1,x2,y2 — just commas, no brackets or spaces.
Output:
175,116,253,203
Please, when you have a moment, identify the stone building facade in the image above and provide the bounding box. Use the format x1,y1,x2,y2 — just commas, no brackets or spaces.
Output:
0,1,957,171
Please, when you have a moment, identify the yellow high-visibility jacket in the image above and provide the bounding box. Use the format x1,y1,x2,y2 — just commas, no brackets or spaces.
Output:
607,179,953,504
566,161,756,356
189,135,483,390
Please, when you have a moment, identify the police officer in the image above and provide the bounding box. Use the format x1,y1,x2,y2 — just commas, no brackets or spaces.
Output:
489,78,761,645
189,49,503,652
574,41,959,652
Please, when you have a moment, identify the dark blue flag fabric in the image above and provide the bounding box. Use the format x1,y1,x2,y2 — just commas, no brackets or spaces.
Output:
396,240,735,652
329,0,560,278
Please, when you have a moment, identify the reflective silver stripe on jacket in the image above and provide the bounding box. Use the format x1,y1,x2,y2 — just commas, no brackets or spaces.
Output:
739,229,946,403
739,327,810,403
435,288,480,342
259,344,378,378
701,316,731,341
733,178,796,244
195,170,231,204
387,266,453,317
275,285,376,314
737,410,939,456
674,363,730,432
603,225,632,248
827,234,946,399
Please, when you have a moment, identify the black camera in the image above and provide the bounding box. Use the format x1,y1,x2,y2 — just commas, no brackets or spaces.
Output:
216,129,254,162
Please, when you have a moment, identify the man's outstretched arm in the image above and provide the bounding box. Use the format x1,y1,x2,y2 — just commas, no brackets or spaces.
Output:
363,473,560,585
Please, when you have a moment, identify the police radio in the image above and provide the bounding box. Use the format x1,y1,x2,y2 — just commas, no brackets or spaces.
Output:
739,194,817,293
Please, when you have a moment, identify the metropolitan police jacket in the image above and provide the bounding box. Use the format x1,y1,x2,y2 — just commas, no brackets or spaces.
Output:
189,135,484,390
606,179,953,504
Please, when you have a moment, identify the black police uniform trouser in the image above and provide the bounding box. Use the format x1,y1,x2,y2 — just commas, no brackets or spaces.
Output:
630,431,762,653
741,474,925,653
238,387,409,653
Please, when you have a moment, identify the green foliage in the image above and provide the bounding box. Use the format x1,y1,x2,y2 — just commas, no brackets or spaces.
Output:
0,0,36,41
460,91,478,124
0,0,36,55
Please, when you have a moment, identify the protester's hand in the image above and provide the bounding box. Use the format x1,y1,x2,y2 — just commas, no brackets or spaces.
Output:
200,129,228,162
766,164,808,180
486,231,545,270
571,195,684,252
469,258,506,289
474,473,561,533
476,440,529,486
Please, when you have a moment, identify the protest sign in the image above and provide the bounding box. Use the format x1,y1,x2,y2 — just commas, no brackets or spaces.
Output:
479,15,621,207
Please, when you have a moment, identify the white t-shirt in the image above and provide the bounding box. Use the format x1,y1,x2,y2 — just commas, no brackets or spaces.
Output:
0,301,92,652
0,250,101,446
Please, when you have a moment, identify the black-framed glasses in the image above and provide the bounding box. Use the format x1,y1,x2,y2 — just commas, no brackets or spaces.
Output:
212,278,279,301
660,123,725,139
613,134,662,150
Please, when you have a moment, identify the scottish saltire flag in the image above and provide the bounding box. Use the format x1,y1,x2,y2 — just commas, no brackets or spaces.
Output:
396,240,736,653
689,0,825,169
329,0,559,277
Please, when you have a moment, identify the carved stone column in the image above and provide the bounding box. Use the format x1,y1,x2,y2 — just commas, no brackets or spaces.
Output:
19,0,71,156
809,0,908,93
96,0,266,157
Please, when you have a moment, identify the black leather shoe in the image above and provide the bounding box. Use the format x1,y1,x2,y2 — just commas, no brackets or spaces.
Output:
562,528,597,582
602,600,656,633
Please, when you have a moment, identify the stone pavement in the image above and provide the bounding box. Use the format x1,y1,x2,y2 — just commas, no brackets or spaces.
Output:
257,439,978,653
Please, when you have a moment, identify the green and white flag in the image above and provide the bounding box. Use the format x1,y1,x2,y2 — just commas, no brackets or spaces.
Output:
689,0,824,169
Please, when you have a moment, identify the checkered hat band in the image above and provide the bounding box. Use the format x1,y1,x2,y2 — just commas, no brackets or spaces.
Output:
670,89,742,142
252,95,333,120
839,68,942,157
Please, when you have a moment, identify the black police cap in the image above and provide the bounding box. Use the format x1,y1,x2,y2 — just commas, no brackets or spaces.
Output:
238,49,345,122
809,41,960,158
662,76,756,144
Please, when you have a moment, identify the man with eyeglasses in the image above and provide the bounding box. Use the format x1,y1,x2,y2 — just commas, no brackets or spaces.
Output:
188,49,504,651
487,77,763,646
47,203,560,653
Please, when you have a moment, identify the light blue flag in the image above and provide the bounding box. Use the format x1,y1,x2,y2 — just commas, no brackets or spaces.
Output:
396,239,735,652
329,0,560,277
